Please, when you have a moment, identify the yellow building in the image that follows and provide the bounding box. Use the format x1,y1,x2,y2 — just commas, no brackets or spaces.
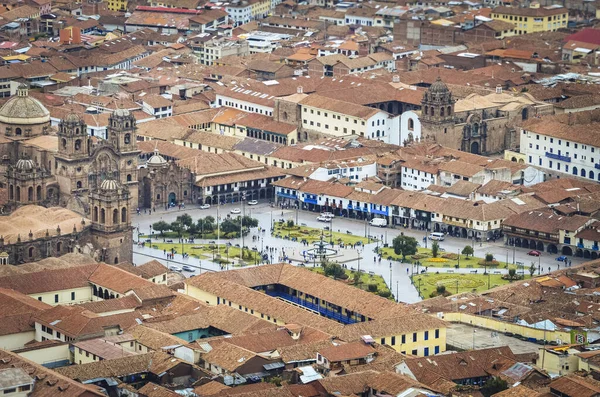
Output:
107,0,127,12
491,4,567,35
184,264,447,357
538,346,581,377
251,0,271,19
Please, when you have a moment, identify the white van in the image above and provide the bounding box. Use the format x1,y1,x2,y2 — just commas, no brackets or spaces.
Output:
370,218,387,227
428,232,445,241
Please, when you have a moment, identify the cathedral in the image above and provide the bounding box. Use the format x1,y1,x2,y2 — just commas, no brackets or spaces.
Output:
0,85,136,265
419,77,551,155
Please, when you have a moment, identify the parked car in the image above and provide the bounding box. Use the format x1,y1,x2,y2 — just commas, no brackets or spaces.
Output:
230,208,241,214
528,250,541,257
200,204,210,209
169,266,182,272
555,255,567,261
317,216,330,222
247,200,258,205
321,212,335,218
182,265,195,272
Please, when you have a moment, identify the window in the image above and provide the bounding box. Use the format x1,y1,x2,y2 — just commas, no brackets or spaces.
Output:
71,292,75,301
380,338,385,344
435,329,439,338
434,346,440,354
401,334,406,344
391,336,396,345
424,331,429,340
413,332,417,342
54,294,59,303
412,349,418,355
424,347,429,356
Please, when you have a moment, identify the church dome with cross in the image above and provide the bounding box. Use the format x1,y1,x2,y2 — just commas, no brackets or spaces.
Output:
0,85,50,139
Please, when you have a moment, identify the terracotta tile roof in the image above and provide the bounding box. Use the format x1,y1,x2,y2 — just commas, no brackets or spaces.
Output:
0,350,105,396
503,210,591,234
34,305,143,339
202,342,258,372
138,260,169,278
492,385,541,397
237,113,297,135
55,351,192,381
0,265,96,295
127,324,187,350
319,341,375,362
549,374,600,397
178,152,264,176
0,288,50,336
73,338,138,360
89,264,174,300
137,141,200,161
445,180,481,197
77,295,141,314
138,382,180,397
194,381,230,396
143,305,277,336
521,109,600,147
299,94,380,119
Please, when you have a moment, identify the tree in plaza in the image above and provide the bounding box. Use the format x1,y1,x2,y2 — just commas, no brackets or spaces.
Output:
170,221,185,237
286,220,294,228
480,377,508,397
529,262,537,278
242,216,259,228
324,263,345,280
485,253,494,262
199,217,215,233
220,219,238,234
508,268,517,279
187,222,199,237
176,213,193,229
462,245,474,258
431,241,439,258
152,221,170,236
392,235,418,260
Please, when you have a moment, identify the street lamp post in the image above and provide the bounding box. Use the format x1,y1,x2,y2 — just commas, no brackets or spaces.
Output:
389,262,392,294
396,280,399,303
457,249,460,267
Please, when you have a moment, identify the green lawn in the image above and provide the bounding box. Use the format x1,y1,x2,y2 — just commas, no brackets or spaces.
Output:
273,222,370,245
379,247,518,270
141,231,240,240
309,266,394,300
150,242,261,266
414,273,513,299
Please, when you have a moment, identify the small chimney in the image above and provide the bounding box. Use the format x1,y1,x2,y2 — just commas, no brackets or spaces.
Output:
297,86,303,94
392,75,400,83
496,85,502,94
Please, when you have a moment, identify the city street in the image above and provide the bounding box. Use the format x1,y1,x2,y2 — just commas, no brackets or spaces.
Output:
131,201,587,304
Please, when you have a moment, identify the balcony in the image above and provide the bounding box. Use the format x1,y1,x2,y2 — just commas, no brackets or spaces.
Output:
304,198,318,205
265,290,357,324
277,192,297,200
595,164,600,170
545,152,571,163
371,207,388,216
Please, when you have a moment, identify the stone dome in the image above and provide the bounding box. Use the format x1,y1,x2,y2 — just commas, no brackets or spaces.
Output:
147,149,167,167
100,179,119,191
15,159,35,171
428,77,449,94
0,85,50,125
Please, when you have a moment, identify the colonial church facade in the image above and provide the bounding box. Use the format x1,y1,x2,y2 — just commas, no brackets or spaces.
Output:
420,78,551,155
0,85,136,265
